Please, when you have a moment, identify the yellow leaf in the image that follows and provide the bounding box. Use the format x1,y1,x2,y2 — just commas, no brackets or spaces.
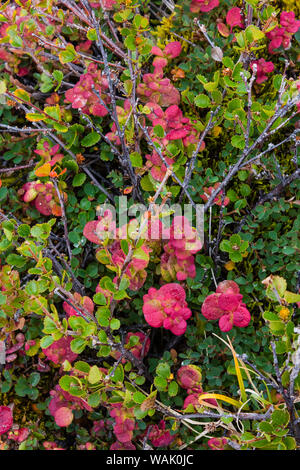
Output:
197,393,242,408
35,163,51,177
26,113,46,122
13,88,30,102
0,80,7,94
227,337,248,405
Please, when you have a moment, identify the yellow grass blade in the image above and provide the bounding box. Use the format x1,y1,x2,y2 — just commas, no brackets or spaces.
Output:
227,337,248,405
197,393,242,408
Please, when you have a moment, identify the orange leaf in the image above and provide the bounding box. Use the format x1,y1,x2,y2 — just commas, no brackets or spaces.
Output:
123,186,133,194
52,204,62,217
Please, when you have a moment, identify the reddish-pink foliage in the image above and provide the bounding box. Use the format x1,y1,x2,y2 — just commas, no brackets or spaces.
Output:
76,40,92,53
143,283,192,335
216,279,240,295
95,283,114,301
0,406,13,435
48,384,92,428
161,252,197,282
207,437,228,450
266,26,290,53
43,441,65,450
91,419,106,436
24,339,36,352
5,333,25,363
35,142,64,167
183,391,218,410
146,102,204,149
110,240,150,291
18,181,66,216
251,58,274,84
7,427,29,443
77,442,96,450
266,12,300,54
83,209,116,244
83,214,150,291
125,332,150,359
151,41,182,60
42,336,78,364
226,7,244,31
109,403,135,444
177,365,202,391
161,216,202,282
105,99,132,145
63,292,94,318
65,63,109,117
54,407,74,427
110,440,136,450
113,418,135,443
201,280,251,332
110,332,150,362
137,68,180,107
89,0,116,9
148,420,175,447
145,150,175,182
137,43,182,107
280,11,300,33
200,182,230,207
190,0,219,13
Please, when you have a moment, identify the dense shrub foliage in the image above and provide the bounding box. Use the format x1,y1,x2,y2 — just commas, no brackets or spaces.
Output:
0,0,300,451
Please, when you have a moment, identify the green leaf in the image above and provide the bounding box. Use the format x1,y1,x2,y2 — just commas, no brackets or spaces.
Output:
6,253,27,268
235,32,246,48
81,132,101,147
153,125,165,138
88,365,101,384
88,391,101,407
220,240,232,252
25,280,39,296
72,173,87,187
156,362,170,378
74,361,90,373
168,381,178,397
113,290,129,300
133,391,146,404
26,113,46,122
245,25,265,42
230,251,243,262
130,152,143,168
87,29,97,41
231,134,245,149
110,318,120,330
96,307,110,327
53,70,64,91
112,364,124,383
259,421,273,434
284,291,300,304
124,35,136,51
93,292,107,306
141,175,155,191
271,410,289,427
17,224,30,238
70,338,87,354
154,376,167,391
40,336,54,349
194,94,211,108
29,372,40,387
59,44,78,64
